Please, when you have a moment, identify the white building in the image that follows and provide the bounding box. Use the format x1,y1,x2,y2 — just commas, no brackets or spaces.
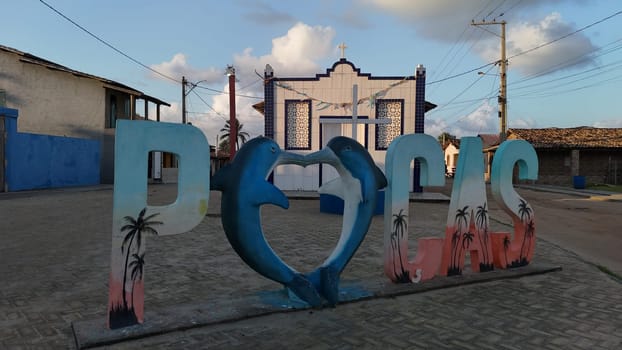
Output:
0,44,169,184
259,57,435,191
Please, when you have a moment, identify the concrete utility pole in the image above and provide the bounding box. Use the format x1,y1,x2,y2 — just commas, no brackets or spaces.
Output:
226,65,237,160
472,20,507,141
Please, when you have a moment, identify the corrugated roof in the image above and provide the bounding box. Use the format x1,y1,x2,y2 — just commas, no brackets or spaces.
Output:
0,44,169,106
508,127,622,149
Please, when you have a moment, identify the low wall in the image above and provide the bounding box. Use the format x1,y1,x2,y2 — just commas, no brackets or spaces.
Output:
2,108,100,191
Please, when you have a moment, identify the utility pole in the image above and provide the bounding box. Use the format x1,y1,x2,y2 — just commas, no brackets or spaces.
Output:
226,65,237,160
181,76,187,124
472,20,507,141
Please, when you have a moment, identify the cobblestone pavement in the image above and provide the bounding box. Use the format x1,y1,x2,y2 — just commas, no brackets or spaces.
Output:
1,185,621,349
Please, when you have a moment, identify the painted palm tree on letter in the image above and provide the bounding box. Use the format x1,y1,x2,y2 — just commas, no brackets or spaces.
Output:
120,208,162,311
391,209,410,282
449,205,469,275
475,203,493,271
503,236,511,268
517,199,533,262
129,252,145,310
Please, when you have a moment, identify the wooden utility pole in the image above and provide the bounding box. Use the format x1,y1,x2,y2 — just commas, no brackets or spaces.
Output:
181,76,187,124
472,20,507,141
226,65,237,160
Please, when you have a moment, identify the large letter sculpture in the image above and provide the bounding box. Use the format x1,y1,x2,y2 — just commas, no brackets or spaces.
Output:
108,120,210,329
383,134,445,283
490,140,538,268
440,137,495,276
211,136,386,307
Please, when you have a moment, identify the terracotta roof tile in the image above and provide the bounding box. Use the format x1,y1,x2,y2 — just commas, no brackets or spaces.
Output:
508,127,622,149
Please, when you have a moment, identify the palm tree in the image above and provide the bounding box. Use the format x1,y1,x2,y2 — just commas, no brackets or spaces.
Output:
391,209,410,282
517,199,533,260
523,220,535,264
218,138,230,154
462,231,474,249
503,236,511,268
518,199,532,222
120,208,162,311
220,118,250,151
449,206,469,274
475,203,490,266
129,253,145,309
450,231,460,269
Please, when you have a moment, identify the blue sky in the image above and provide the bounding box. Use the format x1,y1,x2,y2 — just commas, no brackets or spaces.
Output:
2,0,621,141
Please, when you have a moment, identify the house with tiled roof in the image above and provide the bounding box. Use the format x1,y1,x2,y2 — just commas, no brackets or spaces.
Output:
443,138,460,177
441,134,500,179
0,44,170,190
507,127,622,186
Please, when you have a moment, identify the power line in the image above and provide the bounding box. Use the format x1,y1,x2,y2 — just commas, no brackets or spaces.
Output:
511,36,622,86
484,0,507,21
427,61,496,85
191,90,227,120
430,10,622,88
39,0,263,103
193,82,263,99
38,0,180,84
428,64,495,116
508,9,622,61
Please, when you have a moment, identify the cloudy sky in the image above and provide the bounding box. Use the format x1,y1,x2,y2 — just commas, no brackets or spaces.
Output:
2,0,621,141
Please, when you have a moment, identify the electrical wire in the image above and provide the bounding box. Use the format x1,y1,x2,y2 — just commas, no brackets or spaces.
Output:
508,9,622,61
40,0,263,102
38,0,180,84
191,90,228,120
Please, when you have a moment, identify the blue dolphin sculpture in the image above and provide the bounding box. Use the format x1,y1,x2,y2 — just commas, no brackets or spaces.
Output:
306,136,387,305
211,137,323,306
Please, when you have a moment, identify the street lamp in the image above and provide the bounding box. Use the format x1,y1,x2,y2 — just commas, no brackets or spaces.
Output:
225,65,237,160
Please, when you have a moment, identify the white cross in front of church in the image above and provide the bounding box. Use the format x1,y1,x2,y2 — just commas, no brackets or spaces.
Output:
320,83,390,143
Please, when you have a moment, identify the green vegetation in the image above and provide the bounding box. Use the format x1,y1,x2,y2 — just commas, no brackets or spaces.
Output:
587,184,622,193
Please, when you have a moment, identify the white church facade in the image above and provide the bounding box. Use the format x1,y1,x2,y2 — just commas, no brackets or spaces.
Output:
259,55,435,192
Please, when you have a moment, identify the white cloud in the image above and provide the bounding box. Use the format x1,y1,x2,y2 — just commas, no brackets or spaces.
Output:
157,102,181,123
235,22,336,77
508,117,538,129
427,101,498,137
478,13,597,75
149,53,224,84
427,99,542,138
163,22,337,142
427,99,540,138
593,119,622,128
361,0,597,75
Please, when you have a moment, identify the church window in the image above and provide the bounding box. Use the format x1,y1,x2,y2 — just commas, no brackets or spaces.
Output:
375,99,403,150
285,100,312,150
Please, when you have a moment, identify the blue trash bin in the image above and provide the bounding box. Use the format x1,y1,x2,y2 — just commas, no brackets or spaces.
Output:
573,176,586,189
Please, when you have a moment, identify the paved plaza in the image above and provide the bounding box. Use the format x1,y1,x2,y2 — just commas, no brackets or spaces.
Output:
1,184,621,349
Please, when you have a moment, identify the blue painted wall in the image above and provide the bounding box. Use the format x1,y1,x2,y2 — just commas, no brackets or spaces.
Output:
1,107,100,191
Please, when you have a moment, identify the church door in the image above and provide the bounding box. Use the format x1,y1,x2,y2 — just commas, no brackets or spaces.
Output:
320,121,366,186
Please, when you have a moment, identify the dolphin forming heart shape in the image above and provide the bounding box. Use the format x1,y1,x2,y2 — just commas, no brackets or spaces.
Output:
211,136,387,307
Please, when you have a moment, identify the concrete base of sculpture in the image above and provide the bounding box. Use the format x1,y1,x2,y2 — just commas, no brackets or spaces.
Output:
72,264,561,349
